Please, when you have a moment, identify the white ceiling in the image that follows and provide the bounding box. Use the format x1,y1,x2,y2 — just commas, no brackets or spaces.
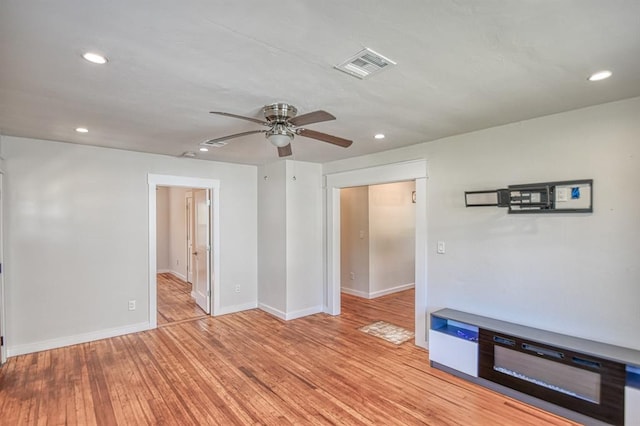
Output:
1,1,639,165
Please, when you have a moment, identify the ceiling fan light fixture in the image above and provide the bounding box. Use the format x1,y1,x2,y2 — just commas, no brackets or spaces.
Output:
266,123,294,147
267,133,293,148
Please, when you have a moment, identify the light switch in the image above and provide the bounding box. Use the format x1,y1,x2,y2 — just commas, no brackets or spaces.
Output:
359,230,365,239
437,241,445,254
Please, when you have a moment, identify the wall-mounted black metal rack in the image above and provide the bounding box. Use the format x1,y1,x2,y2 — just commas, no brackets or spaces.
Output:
465,179,593,214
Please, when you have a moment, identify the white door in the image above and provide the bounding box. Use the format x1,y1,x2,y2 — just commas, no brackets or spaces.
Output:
193,189,211,314
186,194,194,284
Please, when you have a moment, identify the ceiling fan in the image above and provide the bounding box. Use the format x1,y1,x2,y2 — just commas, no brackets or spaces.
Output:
203,103,353,157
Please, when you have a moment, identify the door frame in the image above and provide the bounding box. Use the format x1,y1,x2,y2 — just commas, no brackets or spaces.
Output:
148,174,220,329
185,192,194,285
0,172,6,363
324,160,428,349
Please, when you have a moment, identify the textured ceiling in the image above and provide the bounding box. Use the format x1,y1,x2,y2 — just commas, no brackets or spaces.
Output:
1,1,639,165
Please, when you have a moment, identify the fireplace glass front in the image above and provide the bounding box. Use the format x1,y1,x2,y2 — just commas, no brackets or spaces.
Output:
494,345,600,403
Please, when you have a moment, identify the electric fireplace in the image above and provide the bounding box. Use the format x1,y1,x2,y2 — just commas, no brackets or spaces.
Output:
479,329,626,425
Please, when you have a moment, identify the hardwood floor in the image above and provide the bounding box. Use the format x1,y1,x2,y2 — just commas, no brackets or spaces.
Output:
0,289,578,425
341,289,415,331
157,273,207,326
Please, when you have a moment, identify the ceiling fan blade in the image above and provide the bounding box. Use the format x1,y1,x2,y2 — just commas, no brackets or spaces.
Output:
297,128,353,148
288,110,335,127
202,130,266,144
278,144,293,157
209,111,267,125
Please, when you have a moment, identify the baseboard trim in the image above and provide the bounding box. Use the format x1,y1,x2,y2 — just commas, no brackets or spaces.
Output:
340,287,369,298
369,283,415,299
258,303,322,320
341,283,414,299
258,303,286,320
7,322,151,357
216,302,258,316
157,269,188,282
285,305,323,320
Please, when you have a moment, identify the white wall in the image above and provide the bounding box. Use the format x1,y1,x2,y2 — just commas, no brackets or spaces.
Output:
340,186,369,295
324,97,640,350
155,186,190,281
257,160,324,319
2,136,258,355
368,181,416,295
0,167,5,363
340,182,415,298
257,161,287,314
285,161,323,317
156,186,170,271
168,186,189,280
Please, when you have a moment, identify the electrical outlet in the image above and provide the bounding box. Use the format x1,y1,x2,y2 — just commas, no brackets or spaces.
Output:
128,300,136,311
235,285,241,293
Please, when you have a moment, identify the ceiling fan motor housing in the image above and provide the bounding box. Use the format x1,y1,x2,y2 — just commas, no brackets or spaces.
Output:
263,103,298,123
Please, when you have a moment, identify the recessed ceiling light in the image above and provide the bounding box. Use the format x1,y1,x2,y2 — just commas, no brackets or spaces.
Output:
82,52,108,65
374,133,385,139
199,147,209,152
75,127,89,133
588,70,612,81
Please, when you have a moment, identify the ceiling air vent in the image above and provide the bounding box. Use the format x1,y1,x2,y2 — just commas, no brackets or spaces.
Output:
334,48,396,80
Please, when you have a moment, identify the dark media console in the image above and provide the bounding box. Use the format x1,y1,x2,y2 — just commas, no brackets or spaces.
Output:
429,309,640,426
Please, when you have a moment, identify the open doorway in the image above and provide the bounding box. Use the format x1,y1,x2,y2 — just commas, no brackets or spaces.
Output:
339,181,416,332
148,174,220,330
324,160,428,348
156,186,210,325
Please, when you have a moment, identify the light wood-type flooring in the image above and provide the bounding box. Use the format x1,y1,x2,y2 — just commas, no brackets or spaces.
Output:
157,272,207,326
0,288,578,425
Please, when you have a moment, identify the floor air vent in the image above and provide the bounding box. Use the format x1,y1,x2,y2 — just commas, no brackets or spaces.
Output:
334,48,396,79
